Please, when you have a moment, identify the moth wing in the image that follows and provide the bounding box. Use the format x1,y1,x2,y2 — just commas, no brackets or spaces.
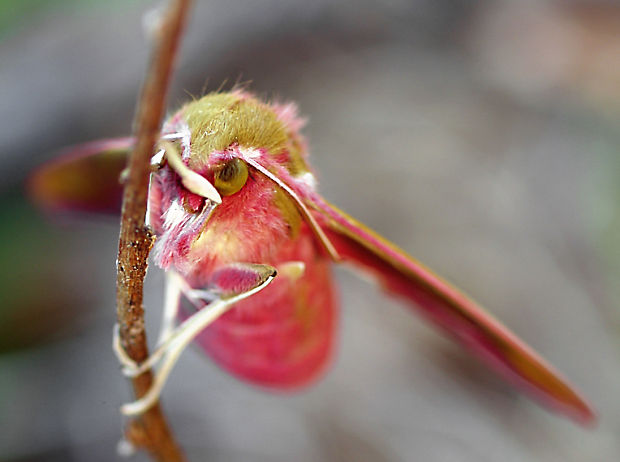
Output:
310,196,595,425
28,137,133,214
185,257,338,389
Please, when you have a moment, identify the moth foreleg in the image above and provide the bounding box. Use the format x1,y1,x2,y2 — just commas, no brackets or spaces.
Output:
112,271,186,375
157,271,185,345
119,263,277,416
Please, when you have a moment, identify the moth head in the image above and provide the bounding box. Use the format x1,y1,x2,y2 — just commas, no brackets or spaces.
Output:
148,91,334,274
147,136,260,272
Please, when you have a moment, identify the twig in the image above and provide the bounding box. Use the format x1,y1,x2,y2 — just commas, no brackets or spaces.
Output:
116,1,192,461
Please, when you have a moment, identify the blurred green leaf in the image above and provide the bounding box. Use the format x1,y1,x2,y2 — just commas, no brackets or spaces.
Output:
0,0,129,38
0,194,88,353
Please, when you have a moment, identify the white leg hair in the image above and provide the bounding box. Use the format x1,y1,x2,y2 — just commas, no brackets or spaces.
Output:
115,271,275,416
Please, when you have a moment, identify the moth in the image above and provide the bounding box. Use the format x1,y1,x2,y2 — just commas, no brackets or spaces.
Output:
30,90,594,424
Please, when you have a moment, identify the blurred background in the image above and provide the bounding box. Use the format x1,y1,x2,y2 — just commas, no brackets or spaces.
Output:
1,0,620,460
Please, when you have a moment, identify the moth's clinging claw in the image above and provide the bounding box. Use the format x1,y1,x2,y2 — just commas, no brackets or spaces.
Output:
113,324,160,377
119,264,277,415
112,324,140,374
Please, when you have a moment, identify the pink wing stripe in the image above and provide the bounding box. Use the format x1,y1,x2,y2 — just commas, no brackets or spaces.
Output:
311,196,595,426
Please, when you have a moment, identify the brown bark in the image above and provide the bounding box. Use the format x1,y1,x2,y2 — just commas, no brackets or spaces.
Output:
116,1,192,460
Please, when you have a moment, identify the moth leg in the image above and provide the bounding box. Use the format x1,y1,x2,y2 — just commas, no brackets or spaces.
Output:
120,263,277,416
112,324,138,371
116,263,276,377
157,271,185,346
120,263,278,377
113,286,212,378
113,270,213,376
120,262,278,377
112,272,185,374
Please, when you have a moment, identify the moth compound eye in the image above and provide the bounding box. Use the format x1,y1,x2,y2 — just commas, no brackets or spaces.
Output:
214,158,248,196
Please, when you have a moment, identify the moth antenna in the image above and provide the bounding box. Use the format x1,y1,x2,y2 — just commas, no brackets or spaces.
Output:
160,140,222,204
245,157,341,262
